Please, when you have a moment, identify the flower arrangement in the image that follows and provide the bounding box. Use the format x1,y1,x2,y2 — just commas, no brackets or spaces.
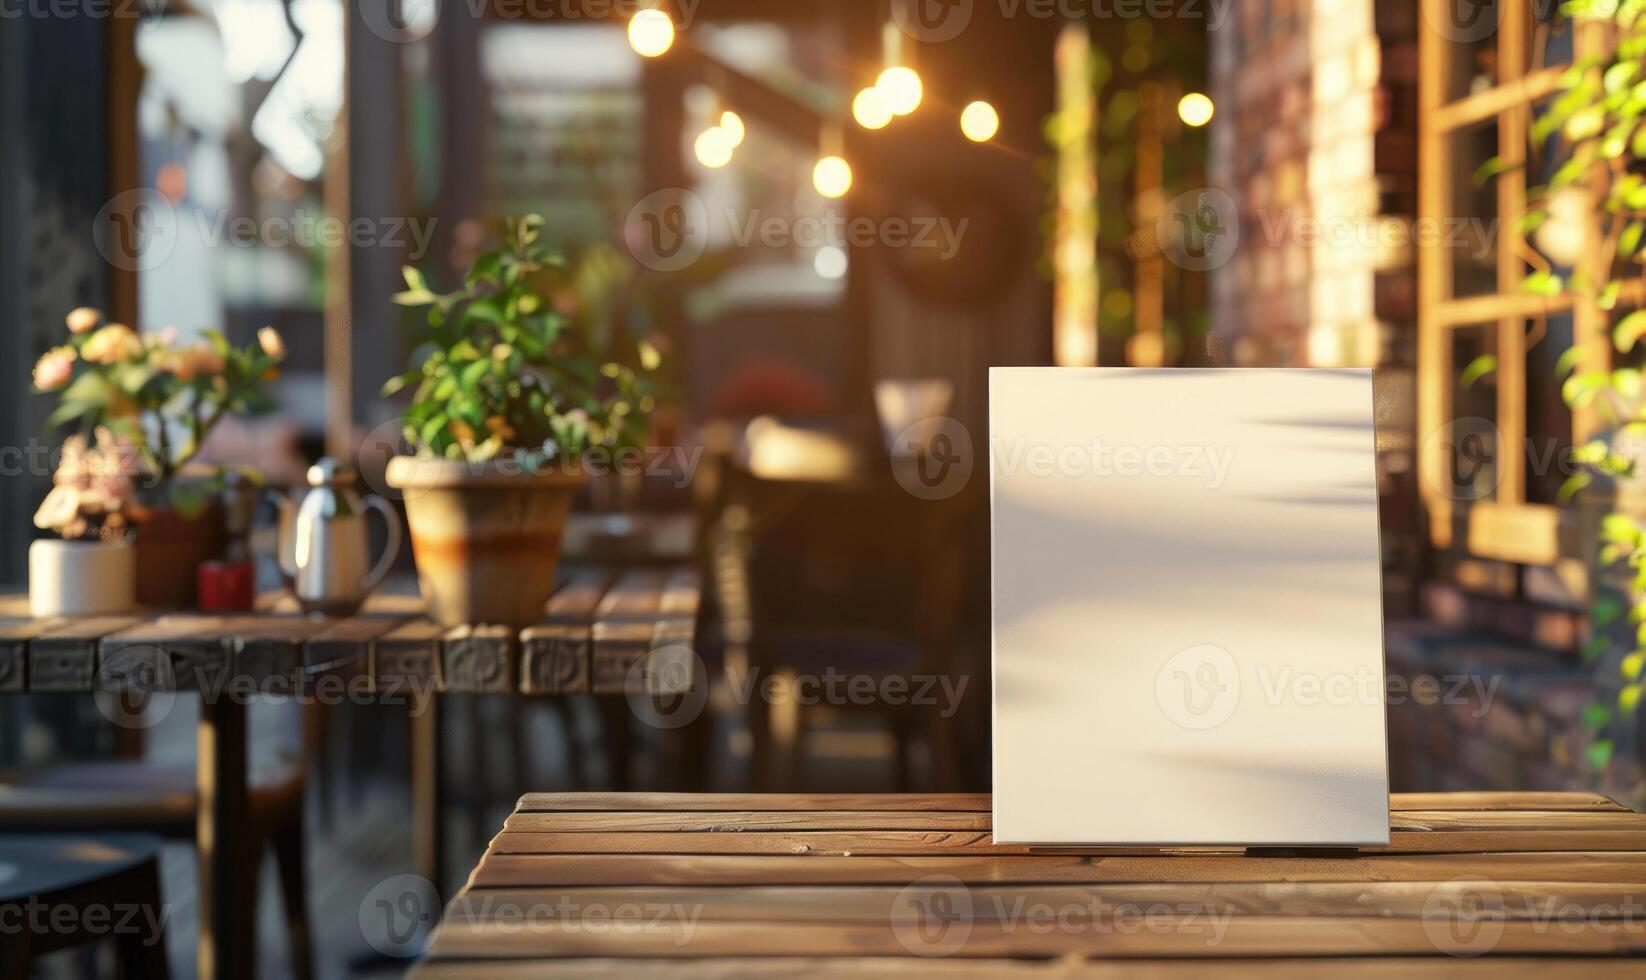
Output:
32,428,142,541
384,214,660,466
33,307,286,495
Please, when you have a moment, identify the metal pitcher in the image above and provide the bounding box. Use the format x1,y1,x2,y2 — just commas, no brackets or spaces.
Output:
277,458,401,615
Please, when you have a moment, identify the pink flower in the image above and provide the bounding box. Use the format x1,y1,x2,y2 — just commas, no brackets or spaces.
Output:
33,485,79,532
186,345,226,377
258,326,285,360
65,307,101,335
32,347,76,390
81,324,144,364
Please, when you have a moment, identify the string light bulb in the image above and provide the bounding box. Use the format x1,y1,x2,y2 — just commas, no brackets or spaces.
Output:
960,101,999,142
1177,92,1214,127
694,127,734,168
813,155,852,198
719,110,745,147
628,9,674,58
875,66,922,116
852,87,893,130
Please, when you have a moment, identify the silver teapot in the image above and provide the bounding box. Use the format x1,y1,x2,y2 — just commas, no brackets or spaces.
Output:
277,459,401,615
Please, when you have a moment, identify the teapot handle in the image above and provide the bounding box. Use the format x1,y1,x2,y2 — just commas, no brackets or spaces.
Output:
360,495,403,592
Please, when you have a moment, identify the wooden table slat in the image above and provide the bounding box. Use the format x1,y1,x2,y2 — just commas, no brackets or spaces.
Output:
425,916,1646,960
375,618,446,694
591,570,666,693
512,791,1627,814
521,571,612,694
411,958,1646,980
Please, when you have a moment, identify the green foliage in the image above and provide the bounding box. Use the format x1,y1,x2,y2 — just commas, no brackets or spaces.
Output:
385,215,659,465
1475,2,1646,765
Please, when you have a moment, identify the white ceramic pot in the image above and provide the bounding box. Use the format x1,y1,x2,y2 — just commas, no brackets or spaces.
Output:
29,539,137,617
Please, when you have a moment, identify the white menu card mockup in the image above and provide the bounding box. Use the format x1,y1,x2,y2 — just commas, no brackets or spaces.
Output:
990,368,1389,845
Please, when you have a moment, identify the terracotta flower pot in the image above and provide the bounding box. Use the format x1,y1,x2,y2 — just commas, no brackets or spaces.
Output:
131,504,225,609
385,457,584,627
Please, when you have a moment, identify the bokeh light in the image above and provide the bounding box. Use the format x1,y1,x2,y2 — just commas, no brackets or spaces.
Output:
1177,92,1214,127
875,66,923,116
813,155,853,198
960,101,999,142
853,87,893,130
628,9,674,58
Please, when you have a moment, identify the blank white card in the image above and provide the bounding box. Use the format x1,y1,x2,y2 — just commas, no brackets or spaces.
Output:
989,368,1389,845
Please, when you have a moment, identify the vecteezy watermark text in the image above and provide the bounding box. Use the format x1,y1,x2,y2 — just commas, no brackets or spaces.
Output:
891,875,1234,958
992,437,1236,489
0,0,165,20
0,898,170,944
889,0,1234,44
1156,644,1504,731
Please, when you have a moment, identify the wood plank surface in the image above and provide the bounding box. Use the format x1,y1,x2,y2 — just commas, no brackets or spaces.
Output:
485,828,1646,856
425,917,1646,960
412,958,1646,980
34,616,146,691
416,792,1646,976
0,614,58,692
513,791,1627,813
374,619,445,695
590,570,665,693
467,850,1646,888
444,624,516,693
521,571,610,694
0,565,698,695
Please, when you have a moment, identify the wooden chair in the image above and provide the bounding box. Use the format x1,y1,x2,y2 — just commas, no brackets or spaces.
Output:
719,464,978,791
0,703,315,979
0,832,170,978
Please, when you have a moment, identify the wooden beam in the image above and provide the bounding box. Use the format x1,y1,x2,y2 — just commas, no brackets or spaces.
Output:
1417,0,1456,548
1495,0,1529,506
1430,67,1564,133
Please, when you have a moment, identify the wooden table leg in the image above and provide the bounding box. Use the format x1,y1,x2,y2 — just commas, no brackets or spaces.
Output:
197,694,251,980
411,692,445,895
118,857,174,980
596,696,632,790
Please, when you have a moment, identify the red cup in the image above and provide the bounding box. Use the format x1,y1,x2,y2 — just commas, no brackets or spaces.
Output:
197,560,256,611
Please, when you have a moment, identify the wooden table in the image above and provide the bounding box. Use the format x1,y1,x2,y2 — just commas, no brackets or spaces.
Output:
0,566,700,980
412,791,1646,977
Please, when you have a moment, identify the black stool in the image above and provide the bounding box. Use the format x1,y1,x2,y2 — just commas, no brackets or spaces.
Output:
0,832,170,978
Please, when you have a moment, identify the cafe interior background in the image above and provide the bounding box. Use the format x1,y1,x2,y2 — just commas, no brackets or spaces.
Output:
3,0,1642,975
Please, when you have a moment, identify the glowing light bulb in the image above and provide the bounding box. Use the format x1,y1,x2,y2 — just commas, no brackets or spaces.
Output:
694,127,733,168
852,86,893,130
720,110,745,147
875,66,922,116
628,9,674,58
813,155,852,198
1177,92,1214,127
960,100,999,142
814,245,847,279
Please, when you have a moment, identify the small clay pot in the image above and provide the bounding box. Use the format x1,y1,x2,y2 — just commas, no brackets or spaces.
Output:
131,504,225,608
385,456,584,627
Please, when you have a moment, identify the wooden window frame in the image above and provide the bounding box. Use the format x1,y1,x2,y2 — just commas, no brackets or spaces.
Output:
1417,0,1613,568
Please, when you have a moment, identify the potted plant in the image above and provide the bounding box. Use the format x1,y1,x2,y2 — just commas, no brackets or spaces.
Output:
28,427,141,616
34,307,286,606
383,215,659,626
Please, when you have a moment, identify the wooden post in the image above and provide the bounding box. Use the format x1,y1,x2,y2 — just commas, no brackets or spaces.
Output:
197,694,252,980
411,690,445,893
324,8,354,463
1417,0,1455,548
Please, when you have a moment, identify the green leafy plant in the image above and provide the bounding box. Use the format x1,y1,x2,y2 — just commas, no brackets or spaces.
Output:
1475,1,1646,772
384,215,660,465
33,308,285,500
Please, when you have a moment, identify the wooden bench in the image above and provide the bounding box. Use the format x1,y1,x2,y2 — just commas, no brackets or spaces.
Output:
411,791,1646,976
